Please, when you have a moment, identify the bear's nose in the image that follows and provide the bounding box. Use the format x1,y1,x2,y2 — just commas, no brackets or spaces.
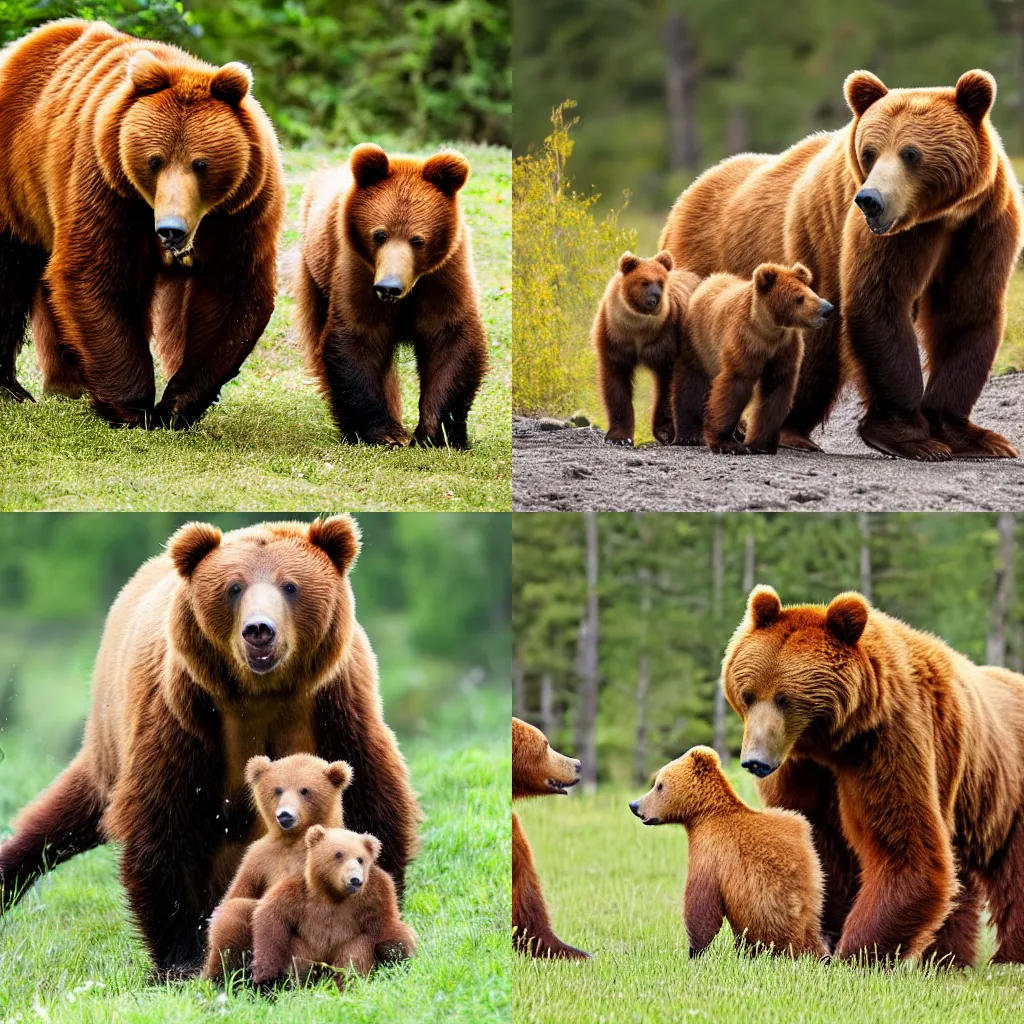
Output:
349,876,363,889
374,276,403,300
276,808,297,830
741,759,776,779
819,300,834,320
156,217,188,248
854,188,884,219
628,800,640,817
242,616,276,646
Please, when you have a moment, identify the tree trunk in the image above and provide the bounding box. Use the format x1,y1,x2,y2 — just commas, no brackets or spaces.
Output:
576,512,600,791
512,649,525,720
634,513,651,785
711,514,727,759
743,528,755,594
859,513,873,603
666,11,700,171
540,673,555,738
988,512,1015,667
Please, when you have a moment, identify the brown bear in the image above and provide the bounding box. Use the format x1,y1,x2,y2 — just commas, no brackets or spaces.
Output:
512,717,590,959
722,585,1024,965
202,753,353,981
0,516,421,978
294,143,487,448
0,20,285,427
591,251,701,446
661,70,1023,461
679,263,833,454
250,825,417,989
629,746,827,958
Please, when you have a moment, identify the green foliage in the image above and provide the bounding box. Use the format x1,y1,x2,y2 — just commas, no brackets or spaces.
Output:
0,0,196,45
512,103,637,417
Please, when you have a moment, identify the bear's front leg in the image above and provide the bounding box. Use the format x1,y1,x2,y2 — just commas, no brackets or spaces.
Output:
412,317,487,448
598,348,637,446
744,344,801,454
916,211,1021,459
671,346,710,446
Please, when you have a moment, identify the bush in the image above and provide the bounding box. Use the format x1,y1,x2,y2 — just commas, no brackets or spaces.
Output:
512,101,636,417
0,0,197,45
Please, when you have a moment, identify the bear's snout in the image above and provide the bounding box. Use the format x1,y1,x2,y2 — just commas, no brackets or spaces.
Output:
811,299,835,327
374,276,403,301
740,758,777,779
643,284,663,310
349,875,363,890
854,188,884,219
242,615,276,646
156,217,189,250
628,800,641,817
276,807,297,830
241,615,280,673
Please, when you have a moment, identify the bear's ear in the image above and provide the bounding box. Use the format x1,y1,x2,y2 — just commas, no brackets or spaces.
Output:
825,592,870,646
955,70,996,126
618,252,640,275
654,250,674,271
244,755,272,787
688,746,720,777
168,522,222,578
308,515,361,575
305,825,327,850
748,585,782,628
754,265,778,293
361,833,383,862
423,150,470,197
326,760,353,791
844,71,888,117
792,263,813,285
210,62,252,107
351,144,391,189
127,50,171,96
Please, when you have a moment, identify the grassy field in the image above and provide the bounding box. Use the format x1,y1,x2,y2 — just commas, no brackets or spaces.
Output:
513,778,1024,1024
0,622,511,1024
0,144,511,511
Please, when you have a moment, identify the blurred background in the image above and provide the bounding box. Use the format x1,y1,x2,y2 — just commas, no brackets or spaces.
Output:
1,0,510,147
0,512,511,778
513,512,1021,787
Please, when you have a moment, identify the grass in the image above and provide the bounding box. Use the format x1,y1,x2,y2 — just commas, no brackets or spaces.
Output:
513,775,1024,1024
0,144,511,511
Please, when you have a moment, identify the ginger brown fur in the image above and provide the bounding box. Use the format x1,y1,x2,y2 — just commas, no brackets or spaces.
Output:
592,251,701,446
661,70,1023,460
295,144,487,448
681,263,833,453
0,19,284,427
0,516,421,978
202,753,353,981
249,826,417,989
630,746,827,957
723,585,1024,965
511,717,590,959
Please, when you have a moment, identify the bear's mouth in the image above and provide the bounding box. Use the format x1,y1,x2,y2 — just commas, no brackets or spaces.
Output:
546,777,579,795
865,216,898,236
244,643,281,674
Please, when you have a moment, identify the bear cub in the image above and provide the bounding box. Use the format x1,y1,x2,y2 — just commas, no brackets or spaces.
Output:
203,753,353,981
630,746,827,958
680,263,833,454
250,825,417,989
592,251,701,447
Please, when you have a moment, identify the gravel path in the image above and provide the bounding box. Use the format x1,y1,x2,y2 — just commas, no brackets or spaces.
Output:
513,375,1024,511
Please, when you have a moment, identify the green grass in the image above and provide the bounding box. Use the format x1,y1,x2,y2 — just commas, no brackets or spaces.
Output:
513,778,1024,1024
0,144,511,511
0,731,510,1023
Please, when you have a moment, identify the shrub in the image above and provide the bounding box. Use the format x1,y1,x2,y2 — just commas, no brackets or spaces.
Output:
512,102,636,417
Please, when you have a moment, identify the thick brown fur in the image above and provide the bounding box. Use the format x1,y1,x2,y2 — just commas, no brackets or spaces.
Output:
511,717,590,959
722,585,1024,965
0,19,285,427
630,746,827,957
661,70,1023,460
0,516,421,978
592,251,701,446
249,826,417,990
202,753,352,981
681,263,833,453
295,144,487,448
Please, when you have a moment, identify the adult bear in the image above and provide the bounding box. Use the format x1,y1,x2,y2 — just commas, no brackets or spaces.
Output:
722,585,1024,966
661,70,1023,461
0,516,421,978
0,20,285,427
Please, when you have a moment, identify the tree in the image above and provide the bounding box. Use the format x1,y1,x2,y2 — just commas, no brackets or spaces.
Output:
576,512,600,791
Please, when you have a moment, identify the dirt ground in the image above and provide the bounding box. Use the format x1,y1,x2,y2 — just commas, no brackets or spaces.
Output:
513,374,1024,511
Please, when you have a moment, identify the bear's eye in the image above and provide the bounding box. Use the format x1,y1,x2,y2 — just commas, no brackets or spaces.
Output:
656,783,663,792
410,236,425,248
299,787,309,797
861,147,875,168
227,582,242,597
372,229,387,245
900,146,921,167
148,155,163,173
274,787,283,796
335,850,343,860
193,159,208,173
794,297,804,306
741,691,755,707
776,694,789,710
282,581,297,596
357,857,364,865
